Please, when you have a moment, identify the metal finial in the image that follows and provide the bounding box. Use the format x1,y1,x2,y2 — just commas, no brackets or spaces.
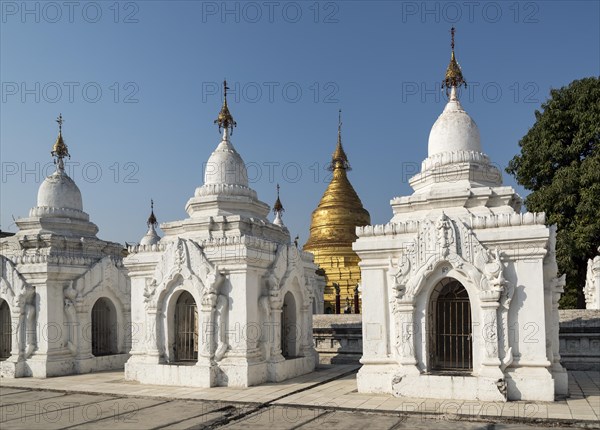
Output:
147,198,158,228
273,183,284,214
442,27,466,97
51,113,70,169
329,109,350,171
214,79,237,135
56,113,64,133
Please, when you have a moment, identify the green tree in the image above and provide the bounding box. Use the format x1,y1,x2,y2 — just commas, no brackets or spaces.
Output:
507,77,600,308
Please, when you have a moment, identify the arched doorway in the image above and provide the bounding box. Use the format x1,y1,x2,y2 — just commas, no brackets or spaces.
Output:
281,291,297,358
429,278,472,372
174,291,198,362
0,300,11,360
92,298,118,356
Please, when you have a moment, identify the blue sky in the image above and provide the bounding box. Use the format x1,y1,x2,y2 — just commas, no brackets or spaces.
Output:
1,0,599,245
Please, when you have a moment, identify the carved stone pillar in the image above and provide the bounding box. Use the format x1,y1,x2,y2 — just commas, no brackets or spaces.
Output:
269,308,283,361
76,309,93,359
299,304,311,355
199,295,216,363
550,276,568,395
394,299,419,375
145,309,161,363
479,289,503,378
9,313,20,359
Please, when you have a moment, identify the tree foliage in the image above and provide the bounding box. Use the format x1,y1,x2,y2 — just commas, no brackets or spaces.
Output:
507,77,600,308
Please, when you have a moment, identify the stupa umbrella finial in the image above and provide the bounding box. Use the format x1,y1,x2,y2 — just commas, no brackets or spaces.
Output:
214,80,237,135
442,27,467,99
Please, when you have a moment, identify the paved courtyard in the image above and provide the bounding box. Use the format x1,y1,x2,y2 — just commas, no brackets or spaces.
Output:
1,366,598,429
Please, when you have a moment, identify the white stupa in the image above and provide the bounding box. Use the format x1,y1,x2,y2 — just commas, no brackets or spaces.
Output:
124,82,324,387
0,115,130,378
139,199,161,246
354,29,567,402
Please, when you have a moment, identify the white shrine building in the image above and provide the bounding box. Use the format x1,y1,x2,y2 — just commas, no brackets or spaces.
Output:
353,30,568,402
584,247,600,310
124,83,324,387
0,116,130,378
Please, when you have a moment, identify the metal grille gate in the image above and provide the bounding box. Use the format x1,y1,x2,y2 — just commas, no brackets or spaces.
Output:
92,299,114,356
174,291,198,362
0,301,11,360
430,279,472,372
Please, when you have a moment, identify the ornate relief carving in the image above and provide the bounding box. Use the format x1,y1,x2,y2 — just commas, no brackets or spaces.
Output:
71,256,129,307
0,256,37,358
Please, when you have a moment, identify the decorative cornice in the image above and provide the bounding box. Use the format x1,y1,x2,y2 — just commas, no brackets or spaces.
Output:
194,183,258,199
128,234,279,255
357,212,547,238
420,150,491,172
28,206,90,221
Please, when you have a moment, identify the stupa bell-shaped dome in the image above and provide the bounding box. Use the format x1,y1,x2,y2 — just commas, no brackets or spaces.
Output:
203,129,249,187
37,169,83,211
428,87,481,156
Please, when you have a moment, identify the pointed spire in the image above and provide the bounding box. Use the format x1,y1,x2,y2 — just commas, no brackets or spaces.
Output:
51,113,70,171
329,109,351,171
273,183,284,214
214,80,237,135
442,27,466,97
147,199,158,228
140,198,161,246
273,184,286,227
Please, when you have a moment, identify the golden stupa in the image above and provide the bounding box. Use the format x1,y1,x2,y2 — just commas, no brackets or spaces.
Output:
303,112,370,313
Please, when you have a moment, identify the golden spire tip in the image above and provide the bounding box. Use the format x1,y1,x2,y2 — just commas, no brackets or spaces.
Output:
330,110,350,171
214,79,237,135
442,27,466,97
51,113,70,170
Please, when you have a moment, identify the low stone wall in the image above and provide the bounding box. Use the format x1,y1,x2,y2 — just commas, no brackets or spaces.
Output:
313,310,600,370
313,314,362,364
558,309,600,370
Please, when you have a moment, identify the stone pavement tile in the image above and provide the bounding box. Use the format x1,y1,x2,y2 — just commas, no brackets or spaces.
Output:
437,400,464,416
297,410,402,430
419,399,445,414
394,398,426,413
373,398,404,411
0,397,165,430
74,399,221,429
566,406,597,421
457,401,483,416
477,402,504,417
0,390,67,407
355,396,389,409
586,395,600,408
500,402,541,420
332,398,368,409
221,406,326,430
1,393,116,423
0,388,29,396
526,404,548,419
161,409,236,429
547,404,572,420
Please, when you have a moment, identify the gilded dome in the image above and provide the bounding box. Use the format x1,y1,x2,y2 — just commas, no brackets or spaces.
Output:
304,126,370,250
